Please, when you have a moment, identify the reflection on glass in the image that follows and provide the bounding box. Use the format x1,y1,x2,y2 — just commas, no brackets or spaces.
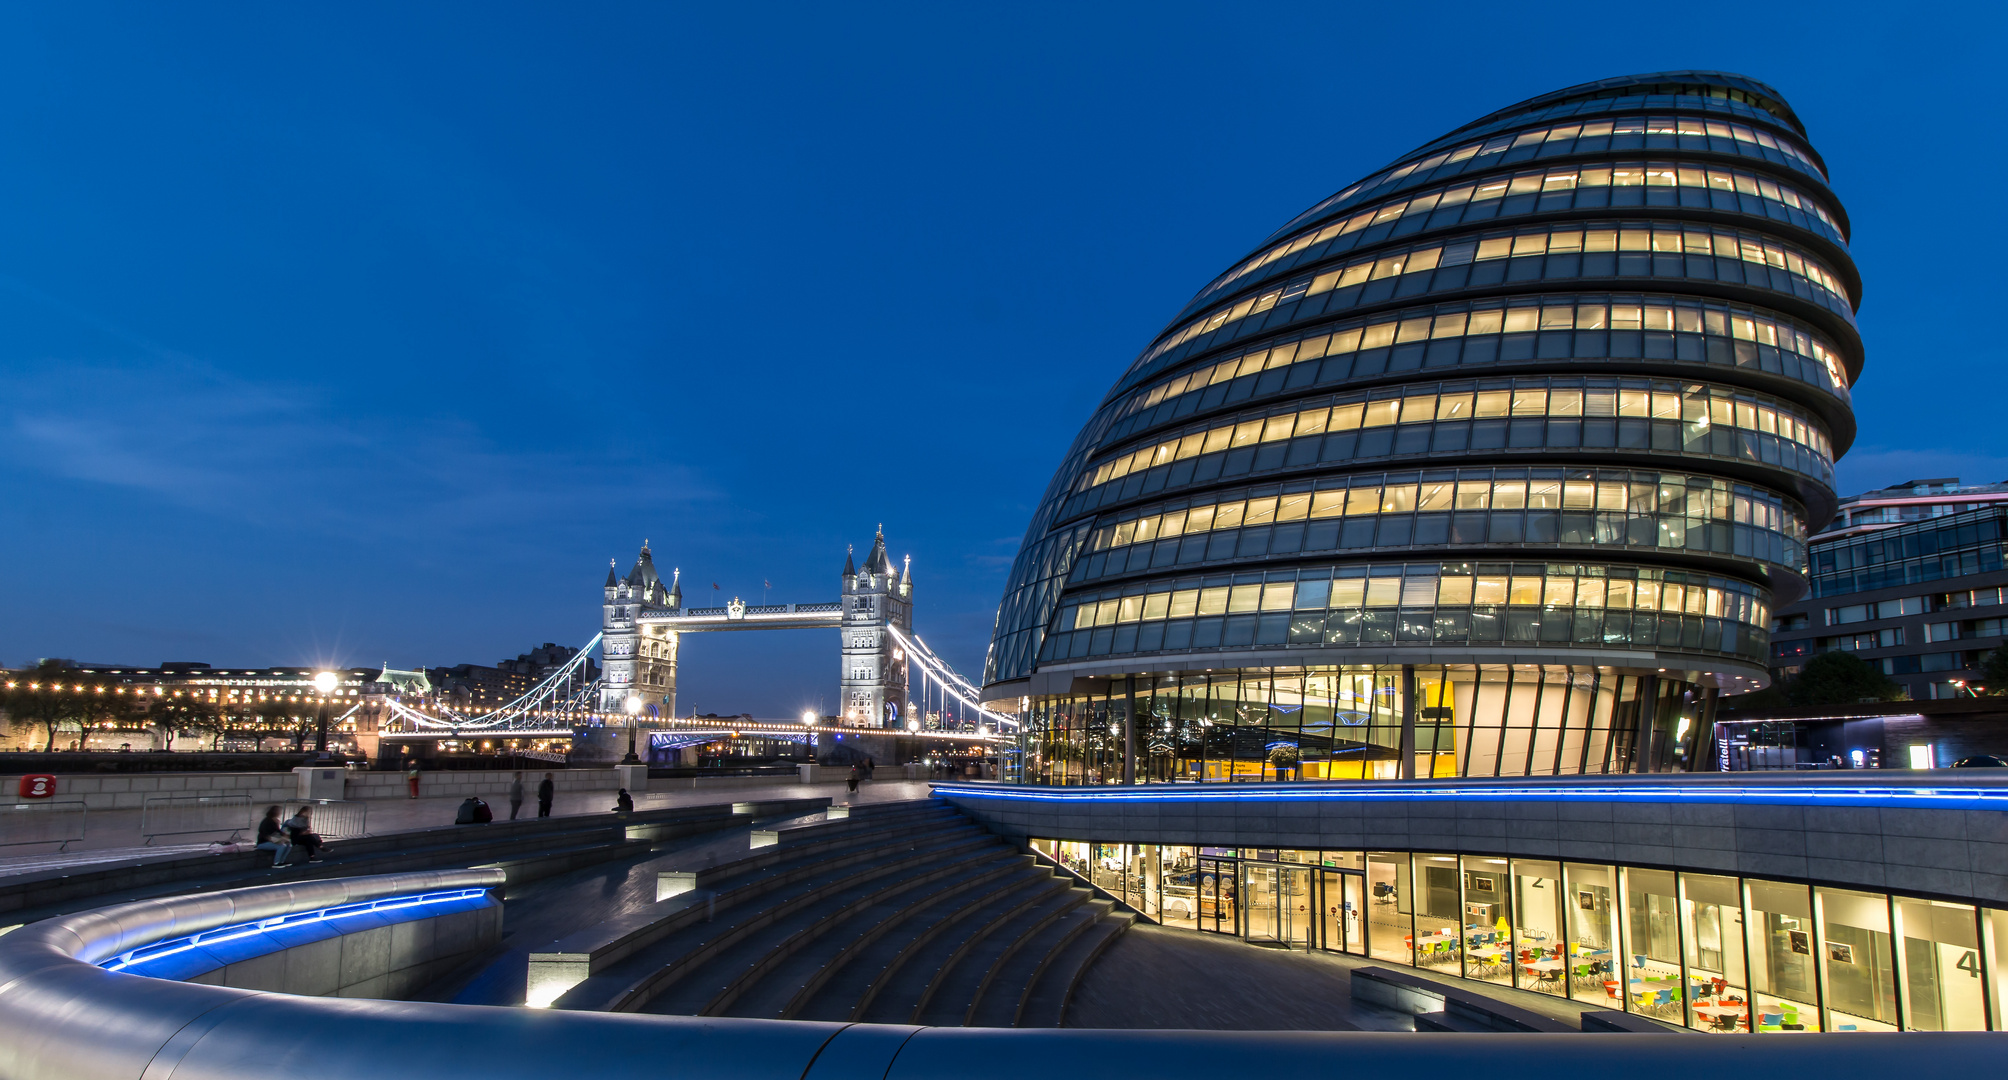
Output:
1564,862,1620,1006
1413,854,1462,974
1680,873,1749,1031
1817,886,1898,1031
1746,878,1821,1031
1457,855,1514,985
1366,852,1410,963
1156,845,1199,929
1512,858,1566,996
1622,867,1683,1018
1895,897,1985,1030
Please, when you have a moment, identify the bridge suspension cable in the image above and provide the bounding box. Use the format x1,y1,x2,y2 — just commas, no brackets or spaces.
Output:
381,633,603,735
884,624,1019,732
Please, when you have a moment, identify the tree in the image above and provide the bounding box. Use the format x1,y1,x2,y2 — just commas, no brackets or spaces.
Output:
157,692,227,750
1785,651,1906,706
0,661,110,751
1975,646,2008,696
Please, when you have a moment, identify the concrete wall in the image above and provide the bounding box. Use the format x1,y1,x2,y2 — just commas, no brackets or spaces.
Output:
184,901,502,999
937,774,2008,907
0,768,628,812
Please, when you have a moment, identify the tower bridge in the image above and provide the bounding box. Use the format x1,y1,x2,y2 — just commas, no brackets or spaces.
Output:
376,526,1016,758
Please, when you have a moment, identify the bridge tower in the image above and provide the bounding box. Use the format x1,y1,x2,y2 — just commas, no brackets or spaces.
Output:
839,526,911,728
599,541,679,717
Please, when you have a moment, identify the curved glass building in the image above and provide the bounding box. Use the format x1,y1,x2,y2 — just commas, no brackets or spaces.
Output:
984,72,1861,783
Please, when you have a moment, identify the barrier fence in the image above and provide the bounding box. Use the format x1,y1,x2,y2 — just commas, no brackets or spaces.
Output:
302,800,368,840
139,794,252,845
0,800,87,850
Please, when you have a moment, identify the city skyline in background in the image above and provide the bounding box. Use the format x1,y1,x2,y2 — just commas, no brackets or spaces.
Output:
1,3,2002,716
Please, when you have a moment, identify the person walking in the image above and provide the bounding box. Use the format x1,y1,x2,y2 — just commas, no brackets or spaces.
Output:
847,764,859,793
536,772,555,818
508,771,525,820
406,760,421,799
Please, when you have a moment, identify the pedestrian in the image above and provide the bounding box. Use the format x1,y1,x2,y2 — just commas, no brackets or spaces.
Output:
864,756,875,781
283,806,325,861
456,796,492,824
255,805,296,867
847,764,859,793
613,788,634,814
508,771,525,820
537,772,555,818
406,759,421,799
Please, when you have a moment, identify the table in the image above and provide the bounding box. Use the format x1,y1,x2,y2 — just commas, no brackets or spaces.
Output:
1692,1002,1748,1030
1521,958,1567,972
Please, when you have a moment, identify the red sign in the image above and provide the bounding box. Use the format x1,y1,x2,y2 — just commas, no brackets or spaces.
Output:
18,774,56,799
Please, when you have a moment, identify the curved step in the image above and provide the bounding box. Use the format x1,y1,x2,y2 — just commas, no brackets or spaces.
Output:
693,846,1022,1016
962,904,1101,1027
855,876,1075,1023
912,887,1090,1025
730,856,1033,1020
610,831,999,1013
1016,913,1134,1027
789,864,1053,1022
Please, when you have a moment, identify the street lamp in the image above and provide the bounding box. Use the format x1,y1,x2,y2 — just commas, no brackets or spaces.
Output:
312,671,338,755
622,692,643,764
801,710,817,726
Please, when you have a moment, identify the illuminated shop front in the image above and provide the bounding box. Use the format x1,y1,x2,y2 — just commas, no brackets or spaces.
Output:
1031,839,2003,1033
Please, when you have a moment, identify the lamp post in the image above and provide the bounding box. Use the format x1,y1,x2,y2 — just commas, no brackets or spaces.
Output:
312,671,339,755
622,693,643,764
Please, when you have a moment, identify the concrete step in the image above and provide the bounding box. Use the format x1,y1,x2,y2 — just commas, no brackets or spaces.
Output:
790,864,1053,1022
723,853,1031,1020
668,844,1019,1017
555,829,997,1012
855,873,1075,1024
913,887,1092,1026
1016,912,1134,1027
962,904,1101,1028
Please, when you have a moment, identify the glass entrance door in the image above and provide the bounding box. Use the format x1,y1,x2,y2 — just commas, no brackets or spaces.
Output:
1244,863,1314,948
1198,857,1237,933
1321,870,1366,954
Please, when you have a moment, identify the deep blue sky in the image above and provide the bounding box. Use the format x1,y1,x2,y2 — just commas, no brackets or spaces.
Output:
1,4,2001,716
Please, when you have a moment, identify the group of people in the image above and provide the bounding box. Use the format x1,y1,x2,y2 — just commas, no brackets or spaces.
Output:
846,756,878,792
254,805,327,867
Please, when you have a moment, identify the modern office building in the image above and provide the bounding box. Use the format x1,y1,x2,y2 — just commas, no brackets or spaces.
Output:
984,71,1862,783
1768,480,2008,700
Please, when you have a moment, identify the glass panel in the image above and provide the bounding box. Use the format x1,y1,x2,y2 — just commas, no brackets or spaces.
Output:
1564,862,1621,1006
1817,887,1898,1031
1243,862,1283,943
1622,867,1683,1020
1157,846,1199,929
1746,878,1821,1031
1198,855,1237,934
1513,858,1566,996
1459,855,1513,985
1990,909,2008,1031
1414,854,1462,974
1090,842,1126,895
1681,873,1749,1030
1366,851,1411,963
1895,897,1985,1030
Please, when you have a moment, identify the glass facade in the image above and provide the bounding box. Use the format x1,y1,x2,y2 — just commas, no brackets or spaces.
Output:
1023,664,1713,783
986,72,1861,782
1029,839,2006,1033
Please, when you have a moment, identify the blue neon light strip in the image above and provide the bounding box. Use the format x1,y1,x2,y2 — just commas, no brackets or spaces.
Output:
932,781,2008,812
100,888,492,973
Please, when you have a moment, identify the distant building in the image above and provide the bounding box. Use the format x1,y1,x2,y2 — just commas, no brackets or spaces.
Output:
1768,479,2008,700
427,643,600,710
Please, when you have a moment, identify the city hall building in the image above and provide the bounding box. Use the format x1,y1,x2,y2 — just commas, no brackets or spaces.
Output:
985,71,1859,786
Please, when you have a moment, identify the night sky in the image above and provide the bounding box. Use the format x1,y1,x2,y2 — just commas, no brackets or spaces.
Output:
1,4,2000,717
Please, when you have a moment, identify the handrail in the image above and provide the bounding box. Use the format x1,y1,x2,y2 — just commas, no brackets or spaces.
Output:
0,870,1999,1080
